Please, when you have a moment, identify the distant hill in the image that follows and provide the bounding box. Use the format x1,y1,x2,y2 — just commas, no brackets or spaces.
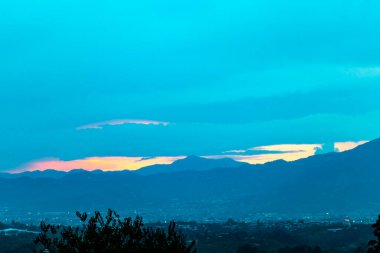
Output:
135,155,246,175
0,169,103,179
0,156,245,178
0,139,379,220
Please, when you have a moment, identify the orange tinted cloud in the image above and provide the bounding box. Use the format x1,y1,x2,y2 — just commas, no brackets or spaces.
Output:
215,141,366,164
334,141,368,152
77,119,170,130
11,156,184,173
209,144,322,164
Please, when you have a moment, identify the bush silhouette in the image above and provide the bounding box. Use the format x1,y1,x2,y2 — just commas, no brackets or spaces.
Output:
236,244,266,253
34,209,196,253
368,215,380,253
277,245,322,253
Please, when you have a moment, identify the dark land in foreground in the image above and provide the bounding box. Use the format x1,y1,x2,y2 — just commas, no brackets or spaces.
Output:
0,218,376,253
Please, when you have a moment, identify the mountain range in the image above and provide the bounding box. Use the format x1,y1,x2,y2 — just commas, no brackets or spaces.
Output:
1,139,379,220
0,155,245,179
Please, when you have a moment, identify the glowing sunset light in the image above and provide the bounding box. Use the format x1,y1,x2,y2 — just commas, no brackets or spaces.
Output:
208,144,321,164
11,156,184,174
334,141,368,152
213,144,323,164
215,141,367,165
10,141,368,174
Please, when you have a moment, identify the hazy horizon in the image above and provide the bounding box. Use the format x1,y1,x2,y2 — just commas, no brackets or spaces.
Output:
3,140,369,173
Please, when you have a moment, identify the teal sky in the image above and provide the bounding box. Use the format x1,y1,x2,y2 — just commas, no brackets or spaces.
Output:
1,0,380,171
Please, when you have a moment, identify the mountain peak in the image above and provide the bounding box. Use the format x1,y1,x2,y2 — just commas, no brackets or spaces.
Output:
182,155,206,161
173,155,208,165
136,156,245,175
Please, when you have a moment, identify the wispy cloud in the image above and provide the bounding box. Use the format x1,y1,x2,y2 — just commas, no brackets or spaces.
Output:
252,144,321,153
154,86,380,125
222,149,247,154
350,67,380,78
77,119,170,130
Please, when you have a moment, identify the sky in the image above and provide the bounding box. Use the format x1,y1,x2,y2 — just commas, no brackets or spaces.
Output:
1,0,380,172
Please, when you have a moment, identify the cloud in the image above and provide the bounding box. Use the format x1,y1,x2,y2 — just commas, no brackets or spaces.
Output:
11,156,184,173
77,119,170,130
216,141,368,164
252,144,322,153
154,86,380,124
314,141,367,154
223,149,247,154
224,144,323,156
350,67,380,78
334,141,368,152
213,144,323,164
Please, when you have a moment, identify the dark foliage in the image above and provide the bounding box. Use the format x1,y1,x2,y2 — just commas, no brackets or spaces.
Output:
277,245,323,253
33,209,196,253
368,215,380,253
236,244,266,253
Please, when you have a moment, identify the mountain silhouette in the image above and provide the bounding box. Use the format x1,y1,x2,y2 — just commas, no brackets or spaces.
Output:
1,156,245,178
0,169,103,179
0,139,378,219
135,155,246,175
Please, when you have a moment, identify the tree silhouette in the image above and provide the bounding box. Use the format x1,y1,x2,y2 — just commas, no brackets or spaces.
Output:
34,209,196,253
236,244,266,253
368,215,380,253
277,245,322,253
